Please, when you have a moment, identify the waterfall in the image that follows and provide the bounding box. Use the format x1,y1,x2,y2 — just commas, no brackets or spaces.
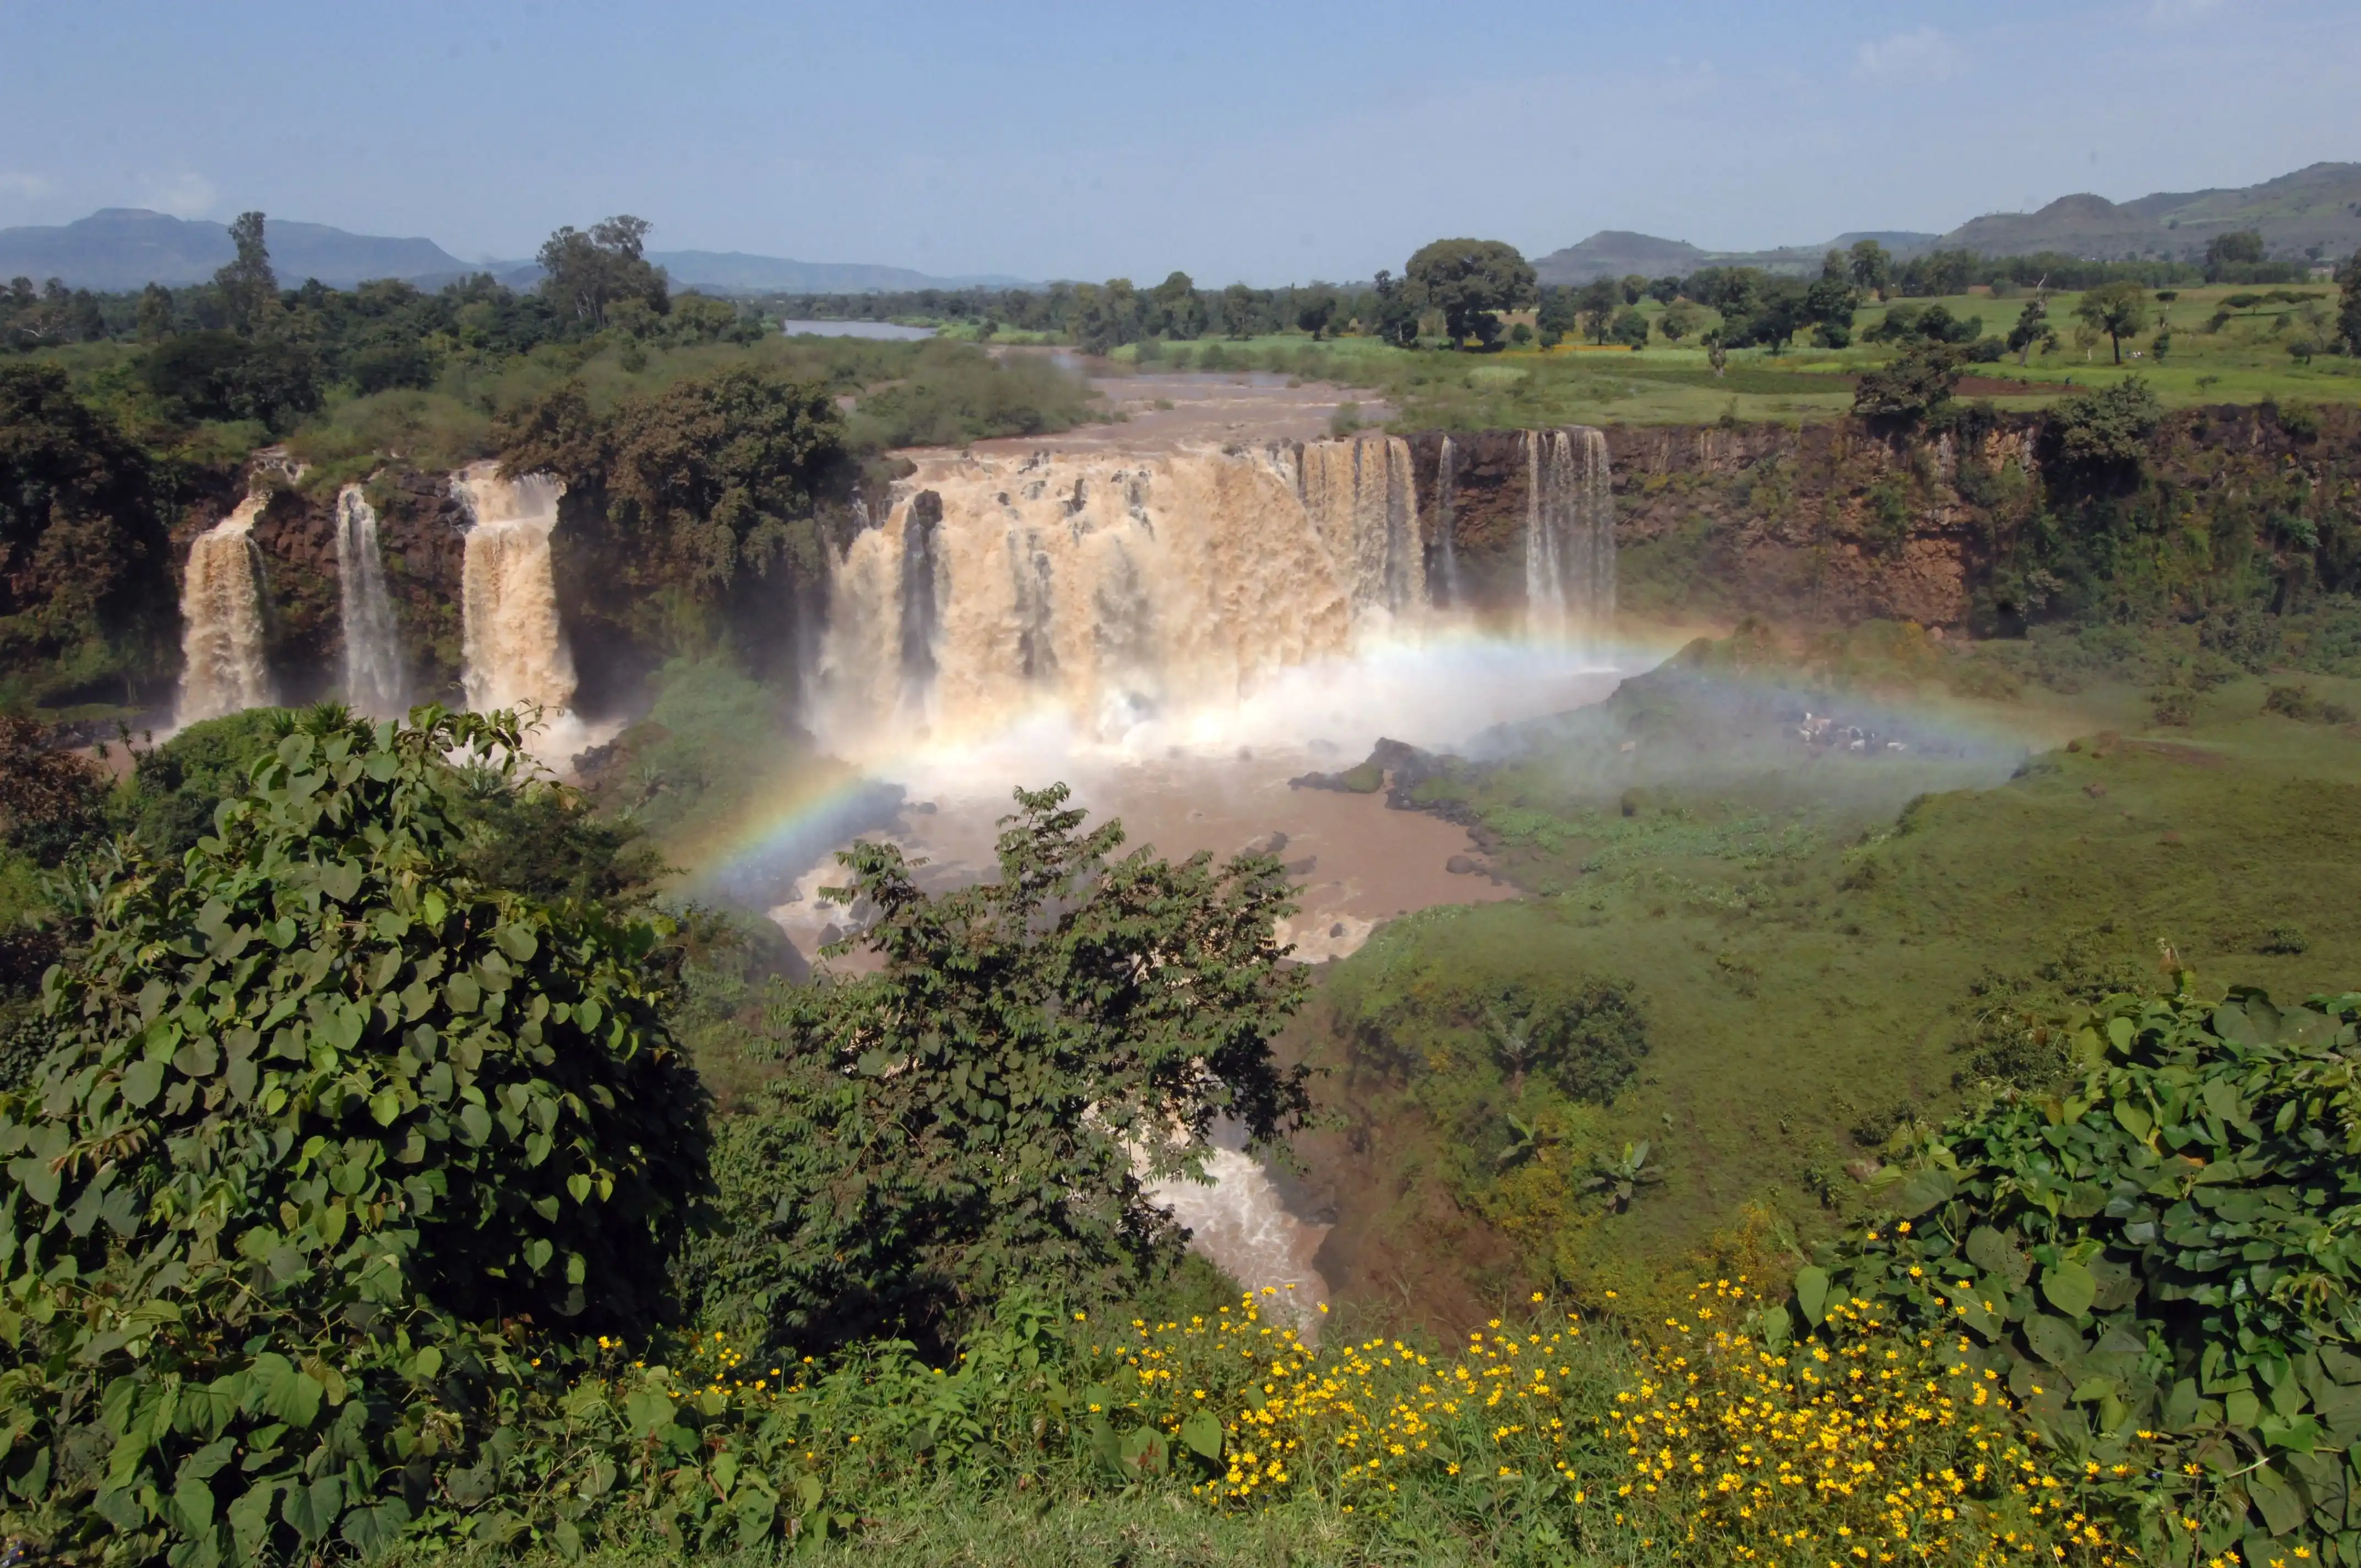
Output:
176,496,274,726
333,486,406,716
809,447,1357,759
1524,427,1615,644
1297,434,1422,624
1434,435,1461,607
452,464,578,718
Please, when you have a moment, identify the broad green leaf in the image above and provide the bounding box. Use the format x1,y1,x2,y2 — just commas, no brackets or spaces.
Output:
1793,1266,1830,1326
369,1087,401,1127
1894,1167,1956,1217
123,1058,165,1108
1180,1408,1224,1461
281,1473,344,1542
2042,1260,2097,1319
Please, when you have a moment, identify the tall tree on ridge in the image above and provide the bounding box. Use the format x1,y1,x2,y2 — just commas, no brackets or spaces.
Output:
213,211,276,336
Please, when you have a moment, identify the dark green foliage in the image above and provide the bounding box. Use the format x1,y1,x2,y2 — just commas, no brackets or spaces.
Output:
0,364,175,707
140,329,323,429
0,706,708,1563
2043,378,2166,481
2262,683,2356,725
1852,343,1961,428
454,777,666,906
683,785,1309,1355
537,215,668,331
0,715,107,866
1482,977,1652,1103
125,708,290,856
1405,238,1537,347
1779,984,2361,1566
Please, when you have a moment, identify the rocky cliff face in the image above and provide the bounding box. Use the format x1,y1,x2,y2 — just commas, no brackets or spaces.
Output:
230,467,470,708
1413,404,2358,633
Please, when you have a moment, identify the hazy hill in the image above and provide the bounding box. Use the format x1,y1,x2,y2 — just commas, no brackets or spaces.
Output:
646,251,1029,293
1937,162,2361,260
0,209,467,290
0,209,1027,295
1533,228,1939,285
1533,162,2361,284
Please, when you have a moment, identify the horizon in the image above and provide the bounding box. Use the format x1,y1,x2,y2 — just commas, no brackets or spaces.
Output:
3,1,2358,285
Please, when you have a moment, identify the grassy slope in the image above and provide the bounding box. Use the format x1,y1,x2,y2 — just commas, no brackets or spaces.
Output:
1298,660,2361,1320
1097,282,2357,431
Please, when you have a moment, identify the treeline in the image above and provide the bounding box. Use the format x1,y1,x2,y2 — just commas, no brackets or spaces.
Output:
753,232,2348,358
0,213,767,427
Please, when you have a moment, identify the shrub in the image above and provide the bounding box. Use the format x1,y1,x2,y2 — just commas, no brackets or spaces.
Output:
2042,379,2164,480
0,715,108,866
681,786,1311,1355
0,706,708,1564
1776,982,2361,1568
1853,343,1962,428
2261,683,2355,724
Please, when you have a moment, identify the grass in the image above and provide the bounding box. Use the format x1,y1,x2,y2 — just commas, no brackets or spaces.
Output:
1297,648,2361,1312
1081,282,2358,432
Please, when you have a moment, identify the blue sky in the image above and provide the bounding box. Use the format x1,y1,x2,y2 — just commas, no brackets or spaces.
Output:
2,0,2354,283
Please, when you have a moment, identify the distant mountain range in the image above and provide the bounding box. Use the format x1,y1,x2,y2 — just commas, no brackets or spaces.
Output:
0,208,1026,295
1533,161,2361,284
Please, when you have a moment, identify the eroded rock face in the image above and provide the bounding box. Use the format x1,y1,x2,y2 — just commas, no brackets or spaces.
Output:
244,469,470,706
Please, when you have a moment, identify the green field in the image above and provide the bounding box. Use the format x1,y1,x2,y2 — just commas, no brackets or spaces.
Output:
1094,281,2359,431
1296,639,2361,1317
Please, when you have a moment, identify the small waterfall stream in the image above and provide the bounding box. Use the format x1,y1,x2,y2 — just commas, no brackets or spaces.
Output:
176,496,274,726
1434,435,1462,607
452,465,578,719
334,486,406,716
1524,427,1616,644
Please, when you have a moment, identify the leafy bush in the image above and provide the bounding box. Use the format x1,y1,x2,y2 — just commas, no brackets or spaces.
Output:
679,786,1310,1356
2043,379,2165,481
1772,982,2361,1567
2261,683,2355,725
0,706,708,1564
1852,343,1962,428
0,715,108,867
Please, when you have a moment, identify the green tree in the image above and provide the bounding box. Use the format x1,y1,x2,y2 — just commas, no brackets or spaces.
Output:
1577,279,1619,344
537,214,670,331
213,210,278,336
2337,249,2361,355
0,705,709,1563
1852,342,1962,427
1403,238,1536,349
1535,285,1577,348
2074,280,2152,364
1370,269,1420,347
0,364,176,704
1609,306,1650,349
2006,296,2049,365
1619,273,1648,306
134,281,175,341
1646,276,1682,306
685,784,1311,1352
1659,300,1702,341
1294,284,1338,340
1848,239,1893,301
2204,228,2266,280
1146,270,1207,339
1220,281,1259,339
2042,377,2164,477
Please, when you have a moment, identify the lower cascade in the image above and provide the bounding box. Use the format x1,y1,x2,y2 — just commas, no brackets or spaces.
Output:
1523,426,1616,643
452,464,578,718
334,486,407,716
175,495,275,726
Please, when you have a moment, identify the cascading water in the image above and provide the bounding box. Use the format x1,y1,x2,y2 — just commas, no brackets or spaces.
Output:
451,464,578,720
1434,435,1462,607
333,486,407,716
176,496,274,726
1296,433,1422,623
810,445,1369,758
1524,426,1616,645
